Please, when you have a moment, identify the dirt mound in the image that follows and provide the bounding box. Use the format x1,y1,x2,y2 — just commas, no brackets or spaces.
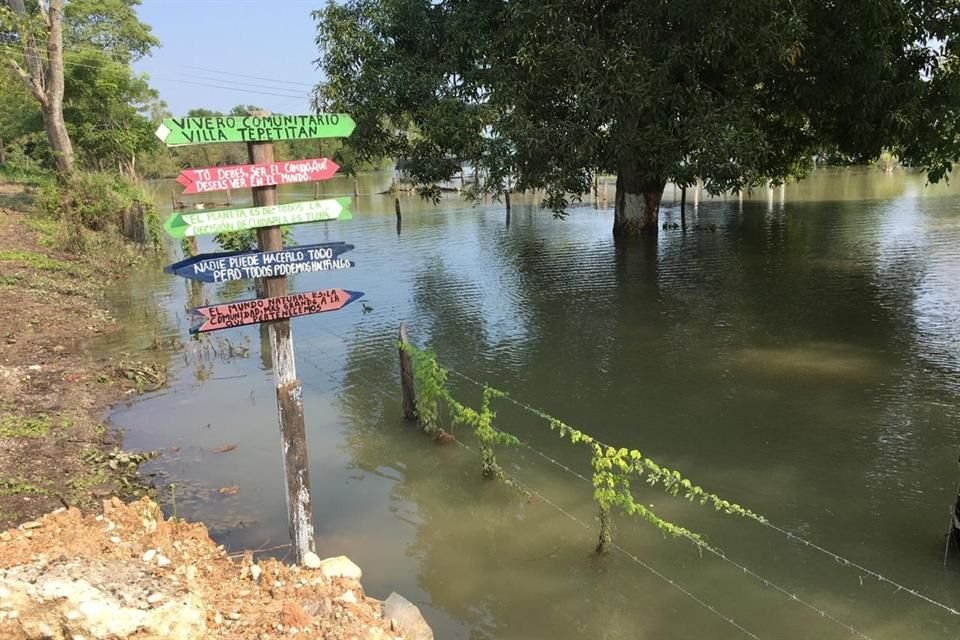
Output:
0,497,402,639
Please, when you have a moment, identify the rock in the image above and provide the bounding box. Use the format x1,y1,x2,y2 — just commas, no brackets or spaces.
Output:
156,555,171,567
0,531,12,542
27,365,41,372
142,549,157,563
317,556,362,581
0,558,206,639
384,593,433,640
19,521,41,530
337,590,357,604
301,552,322,569
250,564,262,582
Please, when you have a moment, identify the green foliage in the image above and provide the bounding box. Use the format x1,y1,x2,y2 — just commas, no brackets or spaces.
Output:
0,249,76,273
213,227,294,253
63,0,159,62
0,414,63,438
63,47,160,174
405,344,766,546
1,0,161,176
446,387,519,478
35,171,161,250
400,342,447,432
315,0,960,226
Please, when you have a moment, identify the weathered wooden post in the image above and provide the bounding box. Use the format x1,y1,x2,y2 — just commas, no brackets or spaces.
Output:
157,112,358,564
680,186,687,230
597,505,612,553
945,456,960,565
398,323,418,422
395,197,402,221
248,136,316,562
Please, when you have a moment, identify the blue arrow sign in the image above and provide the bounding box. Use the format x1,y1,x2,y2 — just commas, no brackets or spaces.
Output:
165,242,355,283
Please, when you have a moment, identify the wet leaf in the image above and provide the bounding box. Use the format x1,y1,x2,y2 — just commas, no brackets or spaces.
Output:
218,485,240,496
212,444,237,454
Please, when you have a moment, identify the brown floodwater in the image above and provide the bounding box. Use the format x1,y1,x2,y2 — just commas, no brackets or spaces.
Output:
105,167,960,639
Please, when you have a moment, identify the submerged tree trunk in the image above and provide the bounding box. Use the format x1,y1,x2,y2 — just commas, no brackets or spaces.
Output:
613,165,666,238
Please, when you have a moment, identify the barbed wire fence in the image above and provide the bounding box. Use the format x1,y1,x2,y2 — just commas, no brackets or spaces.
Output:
291,325,960,639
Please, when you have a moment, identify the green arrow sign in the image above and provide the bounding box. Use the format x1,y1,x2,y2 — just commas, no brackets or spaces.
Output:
163,198,352,238
155,114,355,147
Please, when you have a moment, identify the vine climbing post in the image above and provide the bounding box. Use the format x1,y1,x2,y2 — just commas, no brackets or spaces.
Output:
597,505,612,553
398,323,418,421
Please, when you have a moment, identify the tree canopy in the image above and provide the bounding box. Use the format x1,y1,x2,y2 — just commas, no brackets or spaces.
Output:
314,0,960,237
1,0,160,175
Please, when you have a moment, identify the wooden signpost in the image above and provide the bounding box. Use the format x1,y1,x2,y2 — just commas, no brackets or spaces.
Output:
159,112,360,563
190,289,363,333
165,242,355,283
177,158,340,194
163,198,352,238
155,114,355,146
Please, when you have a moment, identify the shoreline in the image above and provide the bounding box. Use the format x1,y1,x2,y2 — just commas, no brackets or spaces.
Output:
0,180,163,529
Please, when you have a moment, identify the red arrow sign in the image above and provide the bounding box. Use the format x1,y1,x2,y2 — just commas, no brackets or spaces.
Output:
176,157,340,194
190,288,363,333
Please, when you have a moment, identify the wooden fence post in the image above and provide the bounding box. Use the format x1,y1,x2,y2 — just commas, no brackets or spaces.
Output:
398,323,418,422
945,457,960,565
248,136,316,563
680,186,687,230
597,505,612,553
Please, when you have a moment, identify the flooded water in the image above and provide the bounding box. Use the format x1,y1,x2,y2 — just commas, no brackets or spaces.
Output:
107,167,960,639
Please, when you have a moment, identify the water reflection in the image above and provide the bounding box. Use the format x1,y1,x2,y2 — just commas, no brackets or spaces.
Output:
110,167,960,639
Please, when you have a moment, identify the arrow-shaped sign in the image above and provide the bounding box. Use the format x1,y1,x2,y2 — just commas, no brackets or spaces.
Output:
156,114,355,147
165,242,355,283
177,158,340,194
163,198,352,238
190,288,364,334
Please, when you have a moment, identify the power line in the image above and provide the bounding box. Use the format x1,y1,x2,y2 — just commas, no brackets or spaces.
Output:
0,43,313,102
1,39,318,90
176,64,317,88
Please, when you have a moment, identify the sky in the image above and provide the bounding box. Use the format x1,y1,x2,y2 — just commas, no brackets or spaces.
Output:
133,0,324,116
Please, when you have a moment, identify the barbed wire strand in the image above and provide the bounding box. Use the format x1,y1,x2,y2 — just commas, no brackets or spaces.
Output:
440,365,960,619
295,337,876,638
449,436,763,640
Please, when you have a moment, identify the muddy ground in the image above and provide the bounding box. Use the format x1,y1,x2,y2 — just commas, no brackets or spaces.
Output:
0,181,163,530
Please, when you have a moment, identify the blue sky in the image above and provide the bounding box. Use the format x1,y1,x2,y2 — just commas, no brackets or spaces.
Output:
134,0,323,116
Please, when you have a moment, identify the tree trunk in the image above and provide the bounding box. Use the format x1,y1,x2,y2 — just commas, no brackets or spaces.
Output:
7,0,74,176
613,165,665,238
0,137,6,166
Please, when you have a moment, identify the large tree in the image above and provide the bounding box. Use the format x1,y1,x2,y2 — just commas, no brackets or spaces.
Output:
1,0,158,176
314,0,960,237
3,0,73,175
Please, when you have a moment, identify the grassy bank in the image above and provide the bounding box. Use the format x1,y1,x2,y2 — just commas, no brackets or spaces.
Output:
0,170,165,529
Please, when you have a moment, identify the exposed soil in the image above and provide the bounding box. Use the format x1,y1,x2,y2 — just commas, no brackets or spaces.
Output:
0,498,397,639
0,184,162,530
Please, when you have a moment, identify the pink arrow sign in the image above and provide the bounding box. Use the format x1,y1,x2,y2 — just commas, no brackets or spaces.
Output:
176,157,340,194
190,288,363,333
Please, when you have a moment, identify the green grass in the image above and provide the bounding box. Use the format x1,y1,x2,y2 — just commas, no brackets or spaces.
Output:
0,476,51,496
0,414,54,438
0,249,76,273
